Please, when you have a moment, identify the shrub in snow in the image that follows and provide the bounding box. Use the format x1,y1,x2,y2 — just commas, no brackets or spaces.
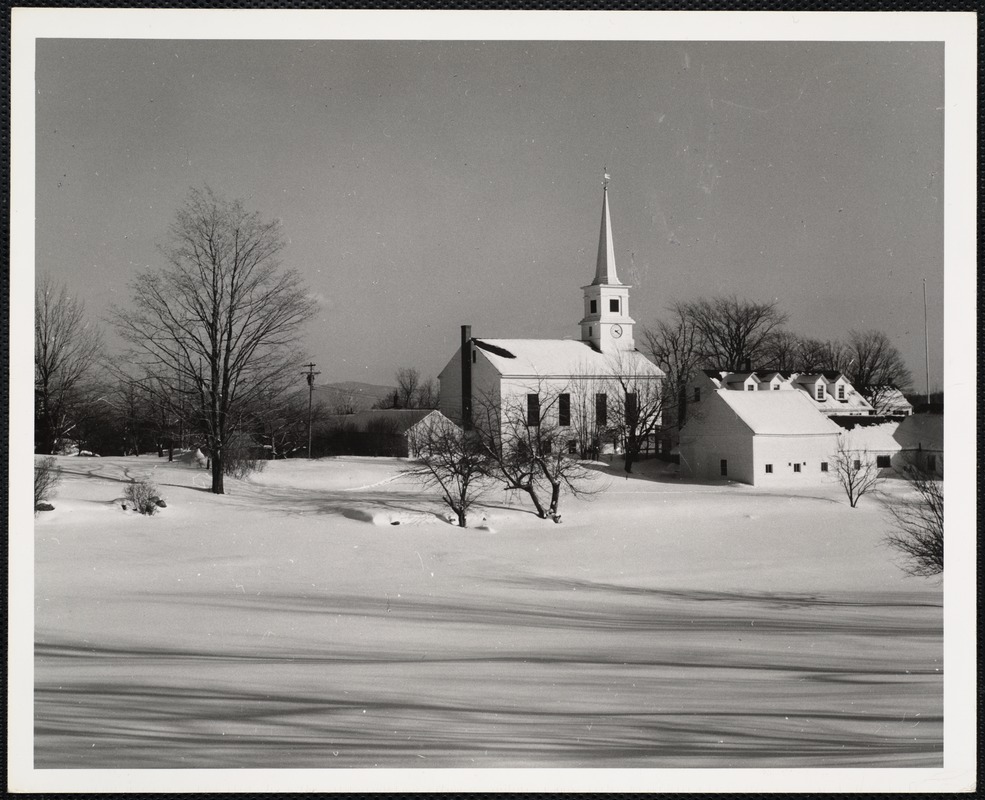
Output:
223,448,266,480
35,456,61,513
124,479,161,516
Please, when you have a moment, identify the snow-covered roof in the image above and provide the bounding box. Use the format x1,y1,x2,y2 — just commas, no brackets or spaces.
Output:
894,413,943,451
473,338,663,379
323,408,437,433
837,421,901,452
716,389,842,436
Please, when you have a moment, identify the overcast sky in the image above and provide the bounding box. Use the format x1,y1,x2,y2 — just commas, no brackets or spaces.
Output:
36,38,944,389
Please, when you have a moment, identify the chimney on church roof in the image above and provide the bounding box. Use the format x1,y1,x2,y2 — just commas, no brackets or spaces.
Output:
592,183,621,286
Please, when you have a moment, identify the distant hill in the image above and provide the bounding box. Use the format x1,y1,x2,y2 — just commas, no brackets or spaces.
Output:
312,381,396,413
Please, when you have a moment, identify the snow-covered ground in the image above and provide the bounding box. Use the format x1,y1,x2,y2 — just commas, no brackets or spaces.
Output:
34,454,942,768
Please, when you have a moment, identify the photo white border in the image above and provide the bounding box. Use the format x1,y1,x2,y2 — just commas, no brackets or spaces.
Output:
9,8,977,794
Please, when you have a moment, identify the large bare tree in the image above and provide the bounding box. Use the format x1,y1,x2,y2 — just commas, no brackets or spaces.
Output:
35,274,103,454
679,295,789,371
845,329,913,403
640,303,701,428
114,187,315,493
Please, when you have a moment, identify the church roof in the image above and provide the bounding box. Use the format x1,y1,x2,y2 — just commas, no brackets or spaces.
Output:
591,187,621,286
474,338,662,379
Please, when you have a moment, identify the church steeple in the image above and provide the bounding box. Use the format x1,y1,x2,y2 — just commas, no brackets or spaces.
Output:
592,183,621,286
579,177,635,354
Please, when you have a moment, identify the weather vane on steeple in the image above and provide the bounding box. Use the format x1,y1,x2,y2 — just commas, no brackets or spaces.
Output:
602,167,611,191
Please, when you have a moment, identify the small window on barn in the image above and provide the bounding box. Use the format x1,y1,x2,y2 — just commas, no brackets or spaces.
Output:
876,455,891,468
927,455,937,472
527,394,540,427
765,464,773,474
609,298,619,313
720,459,728,476
853,459,862,471
821,462,829,472
590,300,598,314
793,463,801,473
567,439,578,455
558,393,570,427
595,394,607,426
693,387,701,402
773,383,780,390
746,384,754,391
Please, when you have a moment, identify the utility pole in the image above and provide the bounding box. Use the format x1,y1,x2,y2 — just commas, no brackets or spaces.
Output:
302,362,320,459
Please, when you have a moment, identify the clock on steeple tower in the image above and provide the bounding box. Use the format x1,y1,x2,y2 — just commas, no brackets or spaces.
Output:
579,175,635,354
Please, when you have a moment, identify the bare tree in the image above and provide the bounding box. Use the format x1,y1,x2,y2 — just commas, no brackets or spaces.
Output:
35,274,103,454
760,329,801,372
415,377,438,409
476,384,602,522
846,329,913,400
603,352,668,474
884,462,943,576
396,367,421,409
681,295,789,371
832,439,883,508
113,187,315,494
407,418,489,527
640,303,701,427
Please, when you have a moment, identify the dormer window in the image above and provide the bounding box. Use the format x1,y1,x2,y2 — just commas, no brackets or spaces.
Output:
816,386,825,401
837,385,846,400
746,384,754,391
772,383,780,390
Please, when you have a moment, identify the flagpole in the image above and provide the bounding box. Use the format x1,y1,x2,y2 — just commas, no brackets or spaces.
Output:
923,278,930,404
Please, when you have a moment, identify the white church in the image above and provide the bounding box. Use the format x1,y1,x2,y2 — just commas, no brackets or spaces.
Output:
437,183,665,455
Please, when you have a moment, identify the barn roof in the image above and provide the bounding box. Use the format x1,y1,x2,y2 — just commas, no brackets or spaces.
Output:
716,389,842,436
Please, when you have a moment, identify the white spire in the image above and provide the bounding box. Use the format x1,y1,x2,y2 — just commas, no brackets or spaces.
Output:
592,183,621,286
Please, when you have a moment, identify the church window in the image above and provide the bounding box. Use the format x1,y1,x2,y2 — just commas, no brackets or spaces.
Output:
558,393,570,426
472,350,477,364
526,394,540,427
590,300,597,314
609,298,619,313
588,326,593,337
793,463,802,473
595,394,607,426
625,392,638,425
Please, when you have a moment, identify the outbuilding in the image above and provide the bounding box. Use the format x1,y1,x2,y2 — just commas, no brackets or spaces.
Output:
679,389,842,486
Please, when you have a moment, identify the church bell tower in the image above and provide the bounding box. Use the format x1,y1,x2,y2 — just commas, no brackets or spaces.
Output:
579,178,635,353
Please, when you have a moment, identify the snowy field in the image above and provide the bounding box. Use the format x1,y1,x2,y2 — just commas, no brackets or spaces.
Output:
33,454,942,769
